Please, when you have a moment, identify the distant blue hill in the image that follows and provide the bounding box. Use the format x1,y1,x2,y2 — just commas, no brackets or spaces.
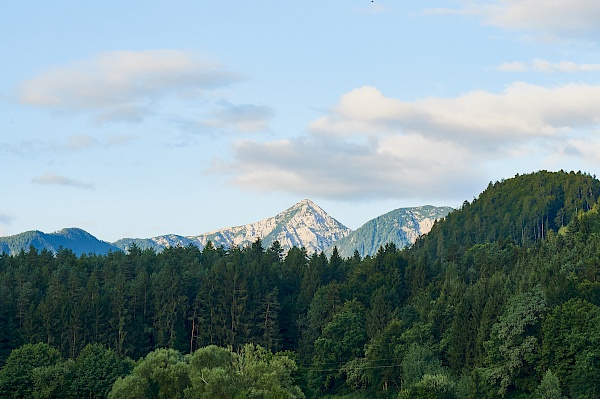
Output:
0,228,121,256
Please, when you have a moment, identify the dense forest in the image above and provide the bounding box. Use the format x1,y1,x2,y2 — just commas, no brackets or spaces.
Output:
1,170,600,398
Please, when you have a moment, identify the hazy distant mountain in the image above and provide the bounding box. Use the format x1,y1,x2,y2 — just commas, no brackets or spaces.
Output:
112,235,194,253
327,205,454,258
114,199,352,254
0,228,120,256
1,202,453,258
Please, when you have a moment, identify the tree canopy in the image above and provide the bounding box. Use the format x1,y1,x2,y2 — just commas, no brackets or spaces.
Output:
1,171,600,398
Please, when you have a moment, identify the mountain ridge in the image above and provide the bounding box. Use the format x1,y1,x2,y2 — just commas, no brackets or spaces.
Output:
0,200,453,257
329,205,454,258
0,227,120,256
113,198,352,254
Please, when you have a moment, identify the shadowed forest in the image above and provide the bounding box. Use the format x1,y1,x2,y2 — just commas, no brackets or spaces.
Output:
1,171,600,398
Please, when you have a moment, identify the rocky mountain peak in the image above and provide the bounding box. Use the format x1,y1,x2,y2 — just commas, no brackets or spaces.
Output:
189,199,351,254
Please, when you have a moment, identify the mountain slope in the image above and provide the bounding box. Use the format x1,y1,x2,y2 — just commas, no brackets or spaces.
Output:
328,205,454,258
0,228,121,256
112,235,193,253
114,199,352,254
411,170,600,259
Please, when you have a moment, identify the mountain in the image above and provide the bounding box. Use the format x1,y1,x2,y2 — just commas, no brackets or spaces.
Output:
1,200,455,257
0,228,121,256
411,170,600,260
327,205,454,258
113,199,352,254
112,234,193,253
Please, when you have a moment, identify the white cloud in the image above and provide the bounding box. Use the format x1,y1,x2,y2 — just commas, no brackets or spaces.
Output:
497,59,600,73
105,134,138,146
215,134,480,200
0,213,13,225
202,103,274,132
428,0,600,40
66,134,99,150
217,84,600,201
496,61,527,72
310,84,600,146
352,3,389,15
32,173,94,190
2,134,136,156
19,50,240,123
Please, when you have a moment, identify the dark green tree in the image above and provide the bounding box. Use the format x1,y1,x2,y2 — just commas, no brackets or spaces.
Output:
483,288,546,395
0,343,62,399
309,300,367,393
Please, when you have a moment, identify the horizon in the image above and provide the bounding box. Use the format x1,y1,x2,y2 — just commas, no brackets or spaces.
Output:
3,2,600,242
0,198,457,242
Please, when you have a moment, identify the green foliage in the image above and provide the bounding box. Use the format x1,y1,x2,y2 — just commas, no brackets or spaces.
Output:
32,360,75,399
309,300,368,393
483,288,546,395
0,343,61,399
109,348,189,399
535,370,565,399
30,343,132,399
108,344,303,399
71,343,133,398
363,319,404,391
332,206,453,258
541,299,600,396
3,171,600,398
401,343,444,387
399,373,457,399
570,350,600,399
412,170,600,257
185,345,238,398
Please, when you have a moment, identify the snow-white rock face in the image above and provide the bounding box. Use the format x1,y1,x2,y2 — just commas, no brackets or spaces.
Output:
190,199,351,254
113,202,453,257
115,199,351,254
151,234,193,248
400,206,444,243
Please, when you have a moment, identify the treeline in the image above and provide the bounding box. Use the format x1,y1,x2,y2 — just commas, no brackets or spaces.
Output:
0,342,303,398
0,238,350,361
1,170,600,398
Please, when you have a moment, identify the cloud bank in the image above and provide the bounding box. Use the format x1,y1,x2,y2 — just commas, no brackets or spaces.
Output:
0,213,13,225
428,0,600,40
19,50,240,123
202,103,274,132
32,173,94,190
217,84,600,201
497,59,600,73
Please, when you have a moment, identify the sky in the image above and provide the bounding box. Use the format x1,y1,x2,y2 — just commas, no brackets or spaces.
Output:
3,1,600,242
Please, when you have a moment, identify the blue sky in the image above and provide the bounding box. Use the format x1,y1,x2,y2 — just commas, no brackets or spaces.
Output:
3,1,600,242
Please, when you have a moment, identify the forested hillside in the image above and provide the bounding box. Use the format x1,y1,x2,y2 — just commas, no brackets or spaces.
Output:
330,205,453,258
1,170,600,398
0,228,120,256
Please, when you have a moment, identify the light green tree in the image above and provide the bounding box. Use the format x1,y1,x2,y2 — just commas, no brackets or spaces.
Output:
109,348,189,399
401,343,444,388
535,370,565,399
109,345,304,399
399,373,456,399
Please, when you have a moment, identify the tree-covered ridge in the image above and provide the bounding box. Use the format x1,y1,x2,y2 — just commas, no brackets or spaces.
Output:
1,170,600,398
0,228,120,256
330,205,453,258
413,170,600,259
